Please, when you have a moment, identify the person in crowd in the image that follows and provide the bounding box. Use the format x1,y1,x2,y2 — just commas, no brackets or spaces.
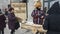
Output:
8,8,16,34
4,8,8,16
43,2,60,34
0,9,6,34
31,1,45,25
8,4,12,12
44,7,48,13
8,4,11,9
44,7,49,16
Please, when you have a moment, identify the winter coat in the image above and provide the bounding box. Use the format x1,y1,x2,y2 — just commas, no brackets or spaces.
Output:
0,14,6,30
43,1,60,34
31,9,45,25
43,14,60,34
8,13,16,30
47,1,59,15
5,11,8,16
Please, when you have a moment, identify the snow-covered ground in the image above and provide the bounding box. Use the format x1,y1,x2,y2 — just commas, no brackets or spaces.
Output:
4,24,33,34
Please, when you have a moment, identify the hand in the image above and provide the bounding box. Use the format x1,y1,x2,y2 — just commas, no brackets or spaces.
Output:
41,16,44,18
46,14,49,16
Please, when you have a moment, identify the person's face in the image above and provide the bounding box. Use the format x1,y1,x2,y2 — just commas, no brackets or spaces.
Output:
5,9,7,11
36,7,41,10
11,10,14,13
